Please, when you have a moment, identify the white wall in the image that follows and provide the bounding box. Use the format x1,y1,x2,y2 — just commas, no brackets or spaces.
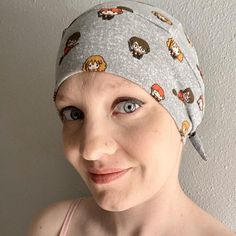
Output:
0,0,235,235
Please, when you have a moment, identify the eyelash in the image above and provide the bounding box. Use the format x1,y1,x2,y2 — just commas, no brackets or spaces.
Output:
58,97,144,122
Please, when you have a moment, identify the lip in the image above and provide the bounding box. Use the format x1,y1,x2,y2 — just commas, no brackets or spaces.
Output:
88,168,129,175
88,168,131,184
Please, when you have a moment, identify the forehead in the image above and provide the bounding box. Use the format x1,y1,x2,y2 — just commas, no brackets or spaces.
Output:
80,72,136,88
56,72,143,100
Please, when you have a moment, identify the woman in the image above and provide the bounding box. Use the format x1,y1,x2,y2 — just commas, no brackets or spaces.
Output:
27,0,235,235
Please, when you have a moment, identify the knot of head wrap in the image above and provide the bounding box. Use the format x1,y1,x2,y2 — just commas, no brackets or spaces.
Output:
53,0,208,161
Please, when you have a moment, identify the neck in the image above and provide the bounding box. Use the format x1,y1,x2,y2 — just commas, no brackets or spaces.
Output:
104,180,193,235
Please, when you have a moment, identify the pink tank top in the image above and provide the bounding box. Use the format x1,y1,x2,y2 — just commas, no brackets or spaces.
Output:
59,198,83,236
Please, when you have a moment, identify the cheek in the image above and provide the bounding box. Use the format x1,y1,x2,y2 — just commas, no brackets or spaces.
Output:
123,114,177,176
127,125,163,169
62,125,81,167
123,115,170,159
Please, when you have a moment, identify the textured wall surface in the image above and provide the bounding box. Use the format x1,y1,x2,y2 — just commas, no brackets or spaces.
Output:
0,0,235,235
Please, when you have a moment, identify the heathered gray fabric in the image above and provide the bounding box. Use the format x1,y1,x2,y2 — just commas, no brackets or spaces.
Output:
53,0,207,161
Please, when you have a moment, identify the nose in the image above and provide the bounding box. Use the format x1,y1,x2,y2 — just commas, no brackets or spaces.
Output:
80,120,117,161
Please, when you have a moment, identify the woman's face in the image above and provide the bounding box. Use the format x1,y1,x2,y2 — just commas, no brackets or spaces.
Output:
55,72,183,211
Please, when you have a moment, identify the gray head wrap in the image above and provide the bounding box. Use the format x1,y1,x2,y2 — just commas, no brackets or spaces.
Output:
53,0,208,161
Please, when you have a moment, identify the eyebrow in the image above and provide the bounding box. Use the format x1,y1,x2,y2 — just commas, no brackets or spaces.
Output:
55,81,133,102
55,94,72,103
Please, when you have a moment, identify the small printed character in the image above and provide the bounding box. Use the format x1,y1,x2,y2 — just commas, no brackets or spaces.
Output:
116,6,133,13
166,38,184,62
196,64,204,78
179,120,190,137
151,11,173,25
128,36,150,59
172,87,194,104
97,7,123,20
82,55,107,72
150,83,165,102
184,32,193,47
59,32,81,65
197,95,204,111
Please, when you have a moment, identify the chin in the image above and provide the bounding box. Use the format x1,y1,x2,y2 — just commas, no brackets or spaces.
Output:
97,199,135,212
91,191,143,212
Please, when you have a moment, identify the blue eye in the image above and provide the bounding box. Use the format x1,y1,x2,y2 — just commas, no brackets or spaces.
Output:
59,106,83,121
58,97,144,122
115,99,142,114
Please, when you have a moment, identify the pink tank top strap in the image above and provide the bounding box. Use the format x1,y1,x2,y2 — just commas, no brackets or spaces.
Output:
59,198,83,236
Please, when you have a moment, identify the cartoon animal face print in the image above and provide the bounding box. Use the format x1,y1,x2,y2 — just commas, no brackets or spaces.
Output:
172,87,194,104
197,95,204,111
166,38,184,62
128,36,150,59
59,32,81,65
82,55,107,72
97,7,123,20
151,11,173,25
179,120,190,136
150,83,165,102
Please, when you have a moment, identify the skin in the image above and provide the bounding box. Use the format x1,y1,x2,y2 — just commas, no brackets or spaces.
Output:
27,72,235,236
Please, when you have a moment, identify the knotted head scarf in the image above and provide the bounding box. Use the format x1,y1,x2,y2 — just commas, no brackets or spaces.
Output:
53,0,208,161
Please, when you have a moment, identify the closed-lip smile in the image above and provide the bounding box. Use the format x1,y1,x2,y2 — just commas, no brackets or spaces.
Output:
88,168,129,175
88,168,131,184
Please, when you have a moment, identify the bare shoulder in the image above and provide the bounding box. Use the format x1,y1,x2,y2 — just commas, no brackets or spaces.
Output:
26,198,77,236
203,221,236,236
208,216,235,235
193,205,236,236
204,220,236,236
